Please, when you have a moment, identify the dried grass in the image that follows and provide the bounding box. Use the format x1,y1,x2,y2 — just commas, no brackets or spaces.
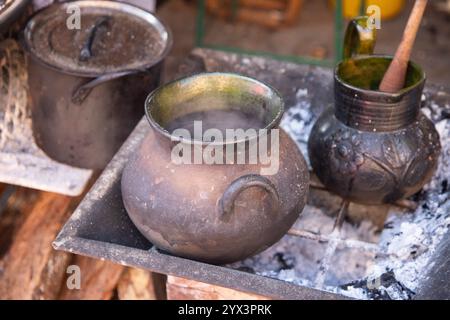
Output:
0,39,28,150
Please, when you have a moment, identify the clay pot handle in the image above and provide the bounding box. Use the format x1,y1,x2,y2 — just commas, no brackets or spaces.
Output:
217,174,280,219
343,16,377,60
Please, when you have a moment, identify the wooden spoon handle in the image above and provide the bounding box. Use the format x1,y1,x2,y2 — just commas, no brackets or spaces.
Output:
379,0,428,93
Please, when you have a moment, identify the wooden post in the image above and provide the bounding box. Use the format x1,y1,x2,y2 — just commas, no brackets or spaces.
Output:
58,256,124,300
117,268,167,300
0,191,76,299
166,276,270,300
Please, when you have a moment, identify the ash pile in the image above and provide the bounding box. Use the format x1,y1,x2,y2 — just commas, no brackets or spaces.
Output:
230,88,450,300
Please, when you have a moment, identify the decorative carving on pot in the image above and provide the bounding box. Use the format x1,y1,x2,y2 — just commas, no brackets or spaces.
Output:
308,17,441,205
121,73,309,264
328,130,365,176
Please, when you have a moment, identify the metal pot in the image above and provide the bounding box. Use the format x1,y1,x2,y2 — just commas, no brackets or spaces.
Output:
308,18,441,205
22,1,172,169
121,73,309,264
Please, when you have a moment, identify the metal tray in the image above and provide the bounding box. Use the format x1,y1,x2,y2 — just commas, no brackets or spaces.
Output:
54,49,450,299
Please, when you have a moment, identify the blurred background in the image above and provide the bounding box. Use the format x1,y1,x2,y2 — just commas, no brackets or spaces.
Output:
154,0,450,85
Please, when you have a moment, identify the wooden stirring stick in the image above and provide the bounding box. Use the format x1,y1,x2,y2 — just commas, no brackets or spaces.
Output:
379,0,428,93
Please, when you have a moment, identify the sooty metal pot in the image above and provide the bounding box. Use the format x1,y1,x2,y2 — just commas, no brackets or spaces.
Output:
121,73,309,264
308,19,441,205
22,1,172,169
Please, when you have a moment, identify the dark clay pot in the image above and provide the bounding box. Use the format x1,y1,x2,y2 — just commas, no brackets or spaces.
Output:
308,56,441,205
121,73,309,264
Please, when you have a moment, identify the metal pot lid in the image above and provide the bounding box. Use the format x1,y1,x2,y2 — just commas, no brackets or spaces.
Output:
23,1,172,76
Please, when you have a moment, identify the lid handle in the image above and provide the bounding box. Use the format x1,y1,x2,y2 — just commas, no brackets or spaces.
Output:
343,16,377,60
79,16,111,62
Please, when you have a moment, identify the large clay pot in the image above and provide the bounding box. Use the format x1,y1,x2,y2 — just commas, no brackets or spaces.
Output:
121,73,309,264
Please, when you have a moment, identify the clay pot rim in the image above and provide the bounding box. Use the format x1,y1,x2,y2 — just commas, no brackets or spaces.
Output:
144,72,285,146
335,55,426,99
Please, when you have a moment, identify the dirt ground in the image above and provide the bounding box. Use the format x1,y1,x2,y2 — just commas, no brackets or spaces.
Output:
157,0,450,86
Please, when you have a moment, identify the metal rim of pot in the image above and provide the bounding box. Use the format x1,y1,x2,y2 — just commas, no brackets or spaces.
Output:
144,72,285,147
20,0,173,80
0,0,30,33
